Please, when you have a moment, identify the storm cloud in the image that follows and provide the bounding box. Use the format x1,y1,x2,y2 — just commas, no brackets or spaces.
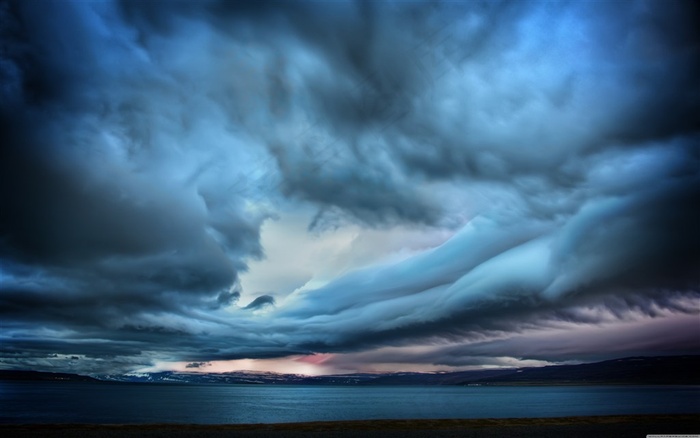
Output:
0,0,698,374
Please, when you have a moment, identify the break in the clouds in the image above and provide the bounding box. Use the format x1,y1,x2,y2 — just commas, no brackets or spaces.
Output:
0,0,698,375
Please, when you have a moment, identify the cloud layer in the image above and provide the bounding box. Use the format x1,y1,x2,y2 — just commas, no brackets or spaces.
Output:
1,0,698,374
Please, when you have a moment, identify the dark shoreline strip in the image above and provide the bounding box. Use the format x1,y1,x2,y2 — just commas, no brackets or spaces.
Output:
2,414,698,437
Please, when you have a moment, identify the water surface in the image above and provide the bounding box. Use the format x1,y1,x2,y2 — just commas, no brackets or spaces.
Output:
1,382,698,424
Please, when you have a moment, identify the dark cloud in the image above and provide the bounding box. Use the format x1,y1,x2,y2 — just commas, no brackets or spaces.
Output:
1,0,267,322
0,0,698,374
243,295,275,310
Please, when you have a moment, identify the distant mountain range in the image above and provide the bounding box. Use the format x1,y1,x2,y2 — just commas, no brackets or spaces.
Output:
0,370,100,383
2,355,699,386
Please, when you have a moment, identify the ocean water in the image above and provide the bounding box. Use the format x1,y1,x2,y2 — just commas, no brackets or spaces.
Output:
1,382,698,424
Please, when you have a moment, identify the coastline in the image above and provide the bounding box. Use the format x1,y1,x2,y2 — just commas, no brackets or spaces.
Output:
2,414,698,437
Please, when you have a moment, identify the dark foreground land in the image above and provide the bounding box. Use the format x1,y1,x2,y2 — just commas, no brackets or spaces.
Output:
1,415,698,437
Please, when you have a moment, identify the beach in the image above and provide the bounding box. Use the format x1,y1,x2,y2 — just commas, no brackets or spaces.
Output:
2,414,698,437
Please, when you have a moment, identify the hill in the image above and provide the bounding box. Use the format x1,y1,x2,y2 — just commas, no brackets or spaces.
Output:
2,355,698,386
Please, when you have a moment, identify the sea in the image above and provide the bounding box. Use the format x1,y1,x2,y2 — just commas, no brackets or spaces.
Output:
1,382,698,424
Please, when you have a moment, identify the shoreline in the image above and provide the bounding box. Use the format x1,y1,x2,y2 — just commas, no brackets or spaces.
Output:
2,414,698,437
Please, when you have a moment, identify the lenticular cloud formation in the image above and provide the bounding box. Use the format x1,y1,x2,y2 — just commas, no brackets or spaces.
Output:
0,0,699,375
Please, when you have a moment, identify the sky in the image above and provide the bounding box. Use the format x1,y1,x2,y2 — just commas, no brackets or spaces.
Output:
0,0,699,376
